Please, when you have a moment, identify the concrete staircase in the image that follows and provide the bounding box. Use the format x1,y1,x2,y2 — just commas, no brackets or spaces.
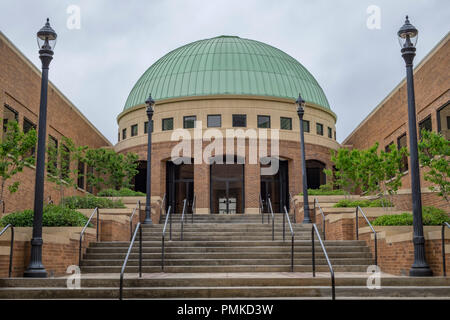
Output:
0,214,449,299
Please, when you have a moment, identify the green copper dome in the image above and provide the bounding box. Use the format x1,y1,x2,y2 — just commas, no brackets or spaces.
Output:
123,36,330,111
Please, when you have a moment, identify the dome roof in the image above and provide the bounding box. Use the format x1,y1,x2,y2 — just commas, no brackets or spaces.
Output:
123,36,330,111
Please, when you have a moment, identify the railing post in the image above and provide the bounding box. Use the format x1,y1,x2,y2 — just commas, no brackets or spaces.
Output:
96,208,99,242
8,226,14,278
139,225,142,278
170,208,172,241
162,235,165,271
442,224,447,276
374,233,378,266
355,207,359,240
283,209,286,241
312,226,315,277
291,235,294,272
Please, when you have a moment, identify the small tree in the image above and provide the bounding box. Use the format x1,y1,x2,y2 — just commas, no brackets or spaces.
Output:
418,129,450,204
0,120,37,208
379,144,408,206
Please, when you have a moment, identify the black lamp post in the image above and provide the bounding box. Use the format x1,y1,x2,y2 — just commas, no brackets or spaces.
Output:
296,94,311,223
24,18,57,278
397,16,432,276
143,94,155,224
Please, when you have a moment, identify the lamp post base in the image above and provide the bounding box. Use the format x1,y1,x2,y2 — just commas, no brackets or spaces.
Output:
409,266,433,277
142,206,153,225
23,266,47,278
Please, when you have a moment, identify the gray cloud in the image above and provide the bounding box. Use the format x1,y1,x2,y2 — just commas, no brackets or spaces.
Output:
0,0,449,144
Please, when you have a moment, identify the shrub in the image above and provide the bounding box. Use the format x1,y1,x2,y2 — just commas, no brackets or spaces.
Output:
0,205,90,228
63,195,125,209
333,199,393,208
97,188,145,197
302,188,347,196
372,206,450,226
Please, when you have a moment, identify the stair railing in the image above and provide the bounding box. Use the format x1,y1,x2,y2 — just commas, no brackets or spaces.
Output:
129,200,141,241
443,222,450,276
314,198,326,240
191,193,196,223
259,193,264,224
161,206,173,271
311,223,335,300
79,207,99,266
283,206,295,272
355,206,378,266
180,199,188,240
267,197,275,241
159,193,166,223
289,192,296,223
119,222,142,300
0,224,14,277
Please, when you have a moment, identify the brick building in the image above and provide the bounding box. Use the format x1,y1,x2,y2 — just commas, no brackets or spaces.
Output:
0,31,111,213
343,32,449,211
115,36,339,214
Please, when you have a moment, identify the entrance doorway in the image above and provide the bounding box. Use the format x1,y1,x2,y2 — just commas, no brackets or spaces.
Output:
133,161,147,193
210,161,244,214
260,160,289,213
306,160,326,189
166,161,194,214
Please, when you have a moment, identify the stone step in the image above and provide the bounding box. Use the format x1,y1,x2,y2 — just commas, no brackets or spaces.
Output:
80,258,372,267
138,236,313,241
1,286,449,299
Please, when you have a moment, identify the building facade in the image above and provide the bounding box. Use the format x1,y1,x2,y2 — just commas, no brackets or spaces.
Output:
116,36,339,214
0,31,111,213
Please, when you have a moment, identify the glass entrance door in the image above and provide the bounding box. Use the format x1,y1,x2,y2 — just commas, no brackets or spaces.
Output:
166,161,194,214
260,160,289,213
210,162,244,214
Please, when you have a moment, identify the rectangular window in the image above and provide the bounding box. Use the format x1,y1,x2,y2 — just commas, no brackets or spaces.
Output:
207,115,221,128
23,118,36,156
328,127,332,138
61,144,70,181
144,120,153,134
316,123,324,135
418,115,432,138
280,117,292,130
397,133,408,172
3,105,18,132
47,135,58,175
131,124,138,137
162,118,174,131
77,161,85,189
122,128,127,140
232,114,246,127
118,132,120,142
257,115,271,128
384,141,394,153
437,102,449,140
334,131,336,140
303,120,310,133
183,115,196,129
86,165,93,193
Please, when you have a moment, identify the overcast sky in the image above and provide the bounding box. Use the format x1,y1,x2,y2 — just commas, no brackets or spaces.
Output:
0,0,449,144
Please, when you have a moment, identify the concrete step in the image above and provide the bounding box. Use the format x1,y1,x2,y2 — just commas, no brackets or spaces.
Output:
138,236,313,241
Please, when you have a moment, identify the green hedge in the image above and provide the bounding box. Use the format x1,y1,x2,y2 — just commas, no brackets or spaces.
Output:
301,189,347,196
0,205,91,228
372,207,450,226
97,188,145,197
63,195,125,209
333,199,393,208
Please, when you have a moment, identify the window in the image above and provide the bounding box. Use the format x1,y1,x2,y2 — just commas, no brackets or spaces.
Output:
144,120,153,134
3,105,18,132
131,124,138,137
232,114,246,127
47,135,58,175
303,120,310,133
86,165,94,193
122,128,127,140
183,116,196,129
77,161,85,189
437,102,450,140
385,141,394,153
316,123,324,135
61,144,70,181
257,115,270,128
23,118,36,156
328,127,332,138
207,115,221,128
118,132,120,142
162,118,173,131
334,131,336,140
397,133,408,172
280,117,292,130
418,116,432,138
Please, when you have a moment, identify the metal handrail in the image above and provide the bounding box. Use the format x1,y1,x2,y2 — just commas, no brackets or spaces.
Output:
267,197,275,241
129,200,141,241
161,206,173,270
78,207,99,266
314,198,326,240
283,206,295,272
312,223,335,300
259,193,264,224
191,193,196,223
0,224,14,277
443,222,450,276
355,206,378,266
289,192,296,223
119,222,142,300
180,199,187,240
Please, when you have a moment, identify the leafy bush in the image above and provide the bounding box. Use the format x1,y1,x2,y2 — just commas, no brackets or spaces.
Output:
97,188,145,197
372,206,450,226
302,188,347,196
333,199,393,208
0,205,90,227
63,195,125,209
